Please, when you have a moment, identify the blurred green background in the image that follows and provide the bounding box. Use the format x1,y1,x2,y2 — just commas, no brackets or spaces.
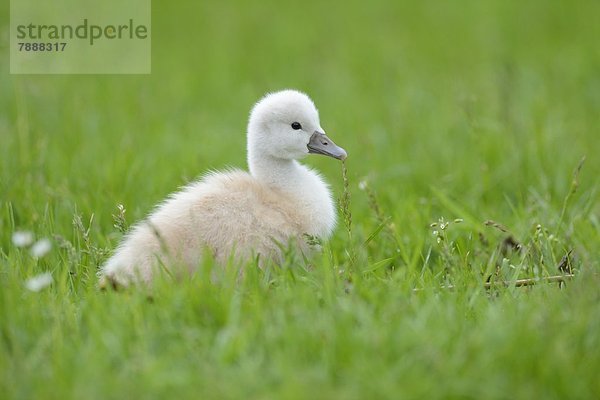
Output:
1,1,600,398
2,0,599,226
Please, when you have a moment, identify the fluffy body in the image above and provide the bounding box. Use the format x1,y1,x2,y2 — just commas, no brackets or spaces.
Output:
100,90,344,287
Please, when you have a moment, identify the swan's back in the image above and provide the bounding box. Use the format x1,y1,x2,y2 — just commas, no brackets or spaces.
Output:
101,170,313,286
173,170,309,263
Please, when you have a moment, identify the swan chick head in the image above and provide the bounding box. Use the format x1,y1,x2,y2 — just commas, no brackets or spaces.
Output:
247,90,347,162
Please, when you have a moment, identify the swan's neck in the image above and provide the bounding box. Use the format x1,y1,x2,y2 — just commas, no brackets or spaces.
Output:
247,152,336,238
248,154,305,191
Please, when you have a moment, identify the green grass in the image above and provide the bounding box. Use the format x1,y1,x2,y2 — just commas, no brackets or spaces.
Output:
2,0,600,398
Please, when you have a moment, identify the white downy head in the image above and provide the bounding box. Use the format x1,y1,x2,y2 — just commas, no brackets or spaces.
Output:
247,90,346,177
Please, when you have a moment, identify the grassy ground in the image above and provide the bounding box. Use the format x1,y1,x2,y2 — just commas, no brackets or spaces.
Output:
2,0,600,398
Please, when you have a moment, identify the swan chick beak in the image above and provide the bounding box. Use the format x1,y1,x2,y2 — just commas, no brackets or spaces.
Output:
307,132,347,160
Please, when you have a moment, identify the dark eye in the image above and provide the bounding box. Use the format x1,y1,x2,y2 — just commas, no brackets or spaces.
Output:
291,122,302,130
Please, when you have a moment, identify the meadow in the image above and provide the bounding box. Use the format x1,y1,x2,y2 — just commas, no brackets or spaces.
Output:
1,1,600,398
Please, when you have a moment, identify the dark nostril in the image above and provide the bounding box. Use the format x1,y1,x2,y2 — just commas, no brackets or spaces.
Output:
322,141,328,145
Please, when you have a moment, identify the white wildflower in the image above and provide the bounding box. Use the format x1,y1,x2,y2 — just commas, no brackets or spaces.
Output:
358,180,368,190
12,231,34,247
30,238,52,258
25,272,53,292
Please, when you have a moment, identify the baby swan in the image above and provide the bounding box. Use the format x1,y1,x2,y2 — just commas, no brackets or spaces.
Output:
100,90,347,287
